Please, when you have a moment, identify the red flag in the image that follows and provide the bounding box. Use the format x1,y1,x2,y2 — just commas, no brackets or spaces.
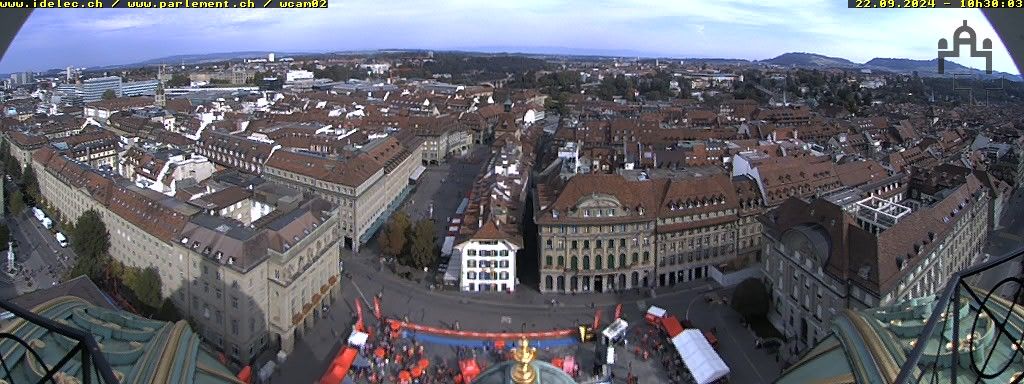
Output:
593,309,602,330
614,303,623,320
355,299,365,331
373,296,383,320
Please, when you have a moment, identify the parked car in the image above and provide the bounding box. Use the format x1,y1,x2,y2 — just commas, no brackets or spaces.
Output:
55,232,68,248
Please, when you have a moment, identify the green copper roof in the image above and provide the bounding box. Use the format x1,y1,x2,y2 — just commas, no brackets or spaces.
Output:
776,289,1024,384
0,296,243,384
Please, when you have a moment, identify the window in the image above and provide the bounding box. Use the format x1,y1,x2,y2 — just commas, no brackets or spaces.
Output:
231,296,238,309
571,256,579,270
571,240,578,250
467,260,477,268
583,255,590,270
545,256,553,267
467,271,477,279
231,319,239,335
595,255,603,270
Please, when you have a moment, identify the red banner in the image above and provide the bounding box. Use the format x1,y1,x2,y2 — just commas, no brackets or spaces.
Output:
373,296,383,320
593,309,602,330
355,300,364,331
614,303,622,320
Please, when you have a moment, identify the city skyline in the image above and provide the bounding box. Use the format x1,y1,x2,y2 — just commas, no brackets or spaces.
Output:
0,1,1018,74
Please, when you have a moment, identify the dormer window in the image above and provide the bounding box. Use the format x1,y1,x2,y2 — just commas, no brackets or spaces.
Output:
202,247,212,256
192,241,200,249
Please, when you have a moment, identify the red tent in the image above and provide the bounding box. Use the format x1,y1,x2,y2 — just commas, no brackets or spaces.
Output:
460,359,481,383
494,339,505,350
661,315,684,338
411,366,423,378
398,370,412,384
374,347,386,358
319,347,358,384
418,358,430,369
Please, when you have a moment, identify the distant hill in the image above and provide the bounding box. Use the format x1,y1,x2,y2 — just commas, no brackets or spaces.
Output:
85,51,313,71
762,52,1019,81
865,57,1020,81
764,52,860,69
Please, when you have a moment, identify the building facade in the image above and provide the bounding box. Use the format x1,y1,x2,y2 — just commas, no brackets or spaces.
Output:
82,76,123,103
761,174,989,359
536,174,660,293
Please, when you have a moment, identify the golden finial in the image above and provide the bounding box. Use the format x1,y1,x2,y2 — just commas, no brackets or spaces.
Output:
511,337,538,384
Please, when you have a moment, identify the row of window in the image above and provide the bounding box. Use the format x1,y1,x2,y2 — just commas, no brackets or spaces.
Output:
542,222,654,234
466,259,510,268
465,249,510,257
544,252,649,270
465,271,511,280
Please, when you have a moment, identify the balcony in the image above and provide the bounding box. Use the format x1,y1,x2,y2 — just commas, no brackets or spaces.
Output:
0,300,120,384
895,246,1024,383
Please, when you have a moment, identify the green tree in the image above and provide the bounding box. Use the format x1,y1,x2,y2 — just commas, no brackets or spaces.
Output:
408,219,437,269
21,164,38,204
0,138,10,165
101,89,116,100
131,267,163,309
732,278,771,322
379,211,411,260
67,210,111,282
8,190,24,216
0,224,8,251
5,155,21,181
166,73,190,87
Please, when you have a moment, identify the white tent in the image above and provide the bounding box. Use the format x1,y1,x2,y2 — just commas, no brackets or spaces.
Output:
671,329,729,384
348,331,369,347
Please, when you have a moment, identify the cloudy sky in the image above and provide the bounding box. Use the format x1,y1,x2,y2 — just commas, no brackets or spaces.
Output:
0,1,1018,74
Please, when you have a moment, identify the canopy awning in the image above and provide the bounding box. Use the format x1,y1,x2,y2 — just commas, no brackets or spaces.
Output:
410,165,426,181
672,329,729,384
348,331,369,347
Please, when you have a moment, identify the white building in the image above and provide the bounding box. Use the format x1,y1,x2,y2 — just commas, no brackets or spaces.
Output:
454,220,521,292
285,70,314,83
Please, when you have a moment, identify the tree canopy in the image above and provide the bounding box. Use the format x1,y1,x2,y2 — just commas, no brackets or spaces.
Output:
408,219,437,269
732,278,771,322
379,211,411,261
166,73,190,87
101,89,116,100
21,164,38,204
68,210,111,282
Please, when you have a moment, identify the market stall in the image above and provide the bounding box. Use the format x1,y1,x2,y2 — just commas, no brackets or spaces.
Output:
671,329,729,384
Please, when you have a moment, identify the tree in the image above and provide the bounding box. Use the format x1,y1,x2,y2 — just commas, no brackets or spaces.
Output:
67,210,111,282
101,89,116,100
166,73,190,87
732,278,770,322
5,155,21,181
0,224,8,251
8,190,24,216
131,267,163,309
20,164,38,204
379,211,411,260
408,219,437,269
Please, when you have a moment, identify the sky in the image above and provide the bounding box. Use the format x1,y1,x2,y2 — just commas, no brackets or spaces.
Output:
0,0,1018,74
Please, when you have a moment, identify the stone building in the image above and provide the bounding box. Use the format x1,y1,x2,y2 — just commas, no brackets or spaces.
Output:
263,135,422,251
761,174,989,359
536,174,661,293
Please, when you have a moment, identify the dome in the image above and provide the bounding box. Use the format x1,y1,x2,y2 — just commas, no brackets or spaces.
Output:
474,360,577,384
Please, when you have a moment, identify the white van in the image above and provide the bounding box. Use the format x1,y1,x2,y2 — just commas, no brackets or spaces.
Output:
32,207,44,222
55,233,68,248
41,217,53,230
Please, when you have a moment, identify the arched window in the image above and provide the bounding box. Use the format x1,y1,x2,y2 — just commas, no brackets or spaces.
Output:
618,254,626,269
583,255,590,270
545,256,553,267
557,276,565,291
632,252,639,264
571,256,578,270
545,275,553,290
631,271,639,287
595,255,603,270
643,251,650,263
557,256,565,267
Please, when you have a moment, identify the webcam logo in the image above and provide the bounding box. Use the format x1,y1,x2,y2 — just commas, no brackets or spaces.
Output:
938,20,992,74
